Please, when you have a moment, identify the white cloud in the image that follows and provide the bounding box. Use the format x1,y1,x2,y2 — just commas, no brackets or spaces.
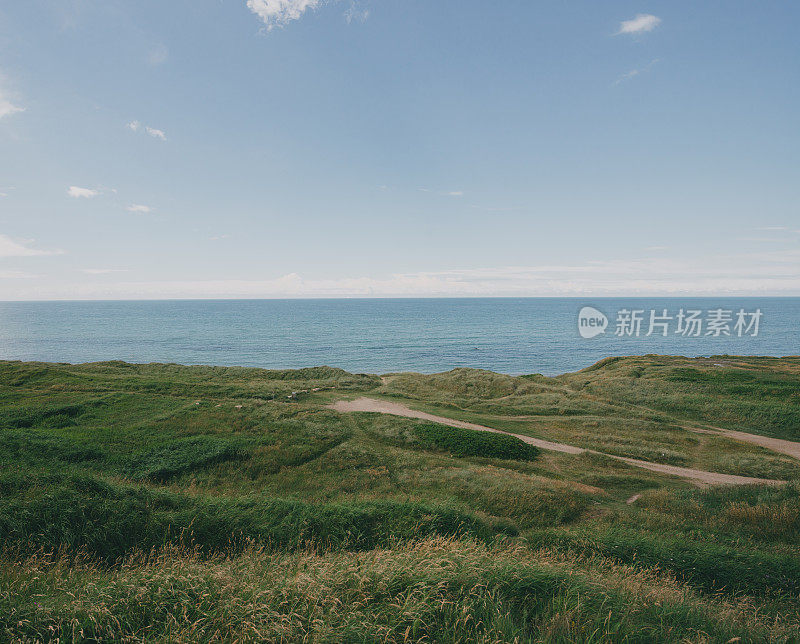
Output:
67,186,100,199
616,14,661,35
0,270,37,279
126,121,166,140
80,268,129,275
148,44,169,66
345,2,369,24
247,0,319,29
12,248,798,300
419,188,465,197
145,126,166,140
0,75,24,120
613,59,661,86
0,234,62,258
0,93,24,119
126,204,152,213
614,68,640,84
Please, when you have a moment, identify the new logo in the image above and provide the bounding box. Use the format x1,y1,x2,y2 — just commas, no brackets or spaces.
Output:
578,306,608,338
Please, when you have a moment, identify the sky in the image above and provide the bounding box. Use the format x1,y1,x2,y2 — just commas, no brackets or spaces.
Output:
0,0,798,300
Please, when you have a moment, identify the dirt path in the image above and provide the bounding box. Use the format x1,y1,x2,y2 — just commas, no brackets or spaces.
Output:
329,397,785,487
691,424,800,460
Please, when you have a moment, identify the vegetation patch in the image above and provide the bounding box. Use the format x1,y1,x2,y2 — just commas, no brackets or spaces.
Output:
2,357,800,639
533,526,800,596
3,538,794,643
412,423,540,461
0,429,102,464
125,436,249,482
0,472,504,560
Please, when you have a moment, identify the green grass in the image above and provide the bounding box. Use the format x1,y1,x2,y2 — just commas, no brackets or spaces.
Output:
412,422,540,461
0,357,799,641
0,471,504,560
3,539,797,643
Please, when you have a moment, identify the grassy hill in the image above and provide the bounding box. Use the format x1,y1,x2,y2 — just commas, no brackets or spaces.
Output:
1,356,799,642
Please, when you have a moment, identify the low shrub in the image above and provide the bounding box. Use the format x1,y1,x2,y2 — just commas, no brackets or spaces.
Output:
413,423,540,461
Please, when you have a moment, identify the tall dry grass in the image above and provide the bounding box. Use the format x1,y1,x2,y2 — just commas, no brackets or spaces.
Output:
3,538,798,643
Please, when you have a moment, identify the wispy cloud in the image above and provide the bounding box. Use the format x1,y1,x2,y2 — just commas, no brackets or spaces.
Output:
419,188,465,197
126,204,152,213
0,94,24,119
247,0,319,30
148,44,168,66
0,234,62,258
80,268,129,275
0,77,24,119
0,270,38,279
127,120,167,141
145,126,166,140
345,2,369,24
18,249,799,299
67,186,100,199
616,14,661,36
613,58,661,85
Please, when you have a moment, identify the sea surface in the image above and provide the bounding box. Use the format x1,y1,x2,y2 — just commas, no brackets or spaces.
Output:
0,298,797,376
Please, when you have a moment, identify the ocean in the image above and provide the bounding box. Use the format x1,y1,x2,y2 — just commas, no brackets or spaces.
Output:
0,298,797,376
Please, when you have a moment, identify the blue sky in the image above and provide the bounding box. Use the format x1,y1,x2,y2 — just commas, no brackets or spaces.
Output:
0,0,798,299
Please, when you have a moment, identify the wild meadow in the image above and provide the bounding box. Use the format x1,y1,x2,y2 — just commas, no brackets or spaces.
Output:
1,356,799,642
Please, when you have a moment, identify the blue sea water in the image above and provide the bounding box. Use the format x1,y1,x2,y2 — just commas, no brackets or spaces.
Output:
0,298,797,376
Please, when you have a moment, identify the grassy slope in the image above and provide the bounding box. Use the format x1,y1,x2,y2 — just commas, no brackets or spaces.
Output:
377,356,800,477
1,357,799,642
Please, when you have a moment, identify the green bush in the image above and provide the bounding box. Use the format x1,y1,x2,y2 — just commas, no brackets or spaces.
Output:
413,423,540,461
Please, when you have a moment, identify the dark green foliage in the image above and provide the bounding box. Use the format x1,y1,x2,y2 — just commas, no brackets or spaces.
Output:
125,436,248,482
533,526,800,596
413,423,540,461
0,472,501,560
1,401,92,429
0,429,102,463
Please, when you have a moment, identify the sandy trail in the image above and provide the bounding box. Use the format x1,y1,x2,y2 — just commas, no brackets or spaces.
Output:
329,397,786,487
693,425,800,460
